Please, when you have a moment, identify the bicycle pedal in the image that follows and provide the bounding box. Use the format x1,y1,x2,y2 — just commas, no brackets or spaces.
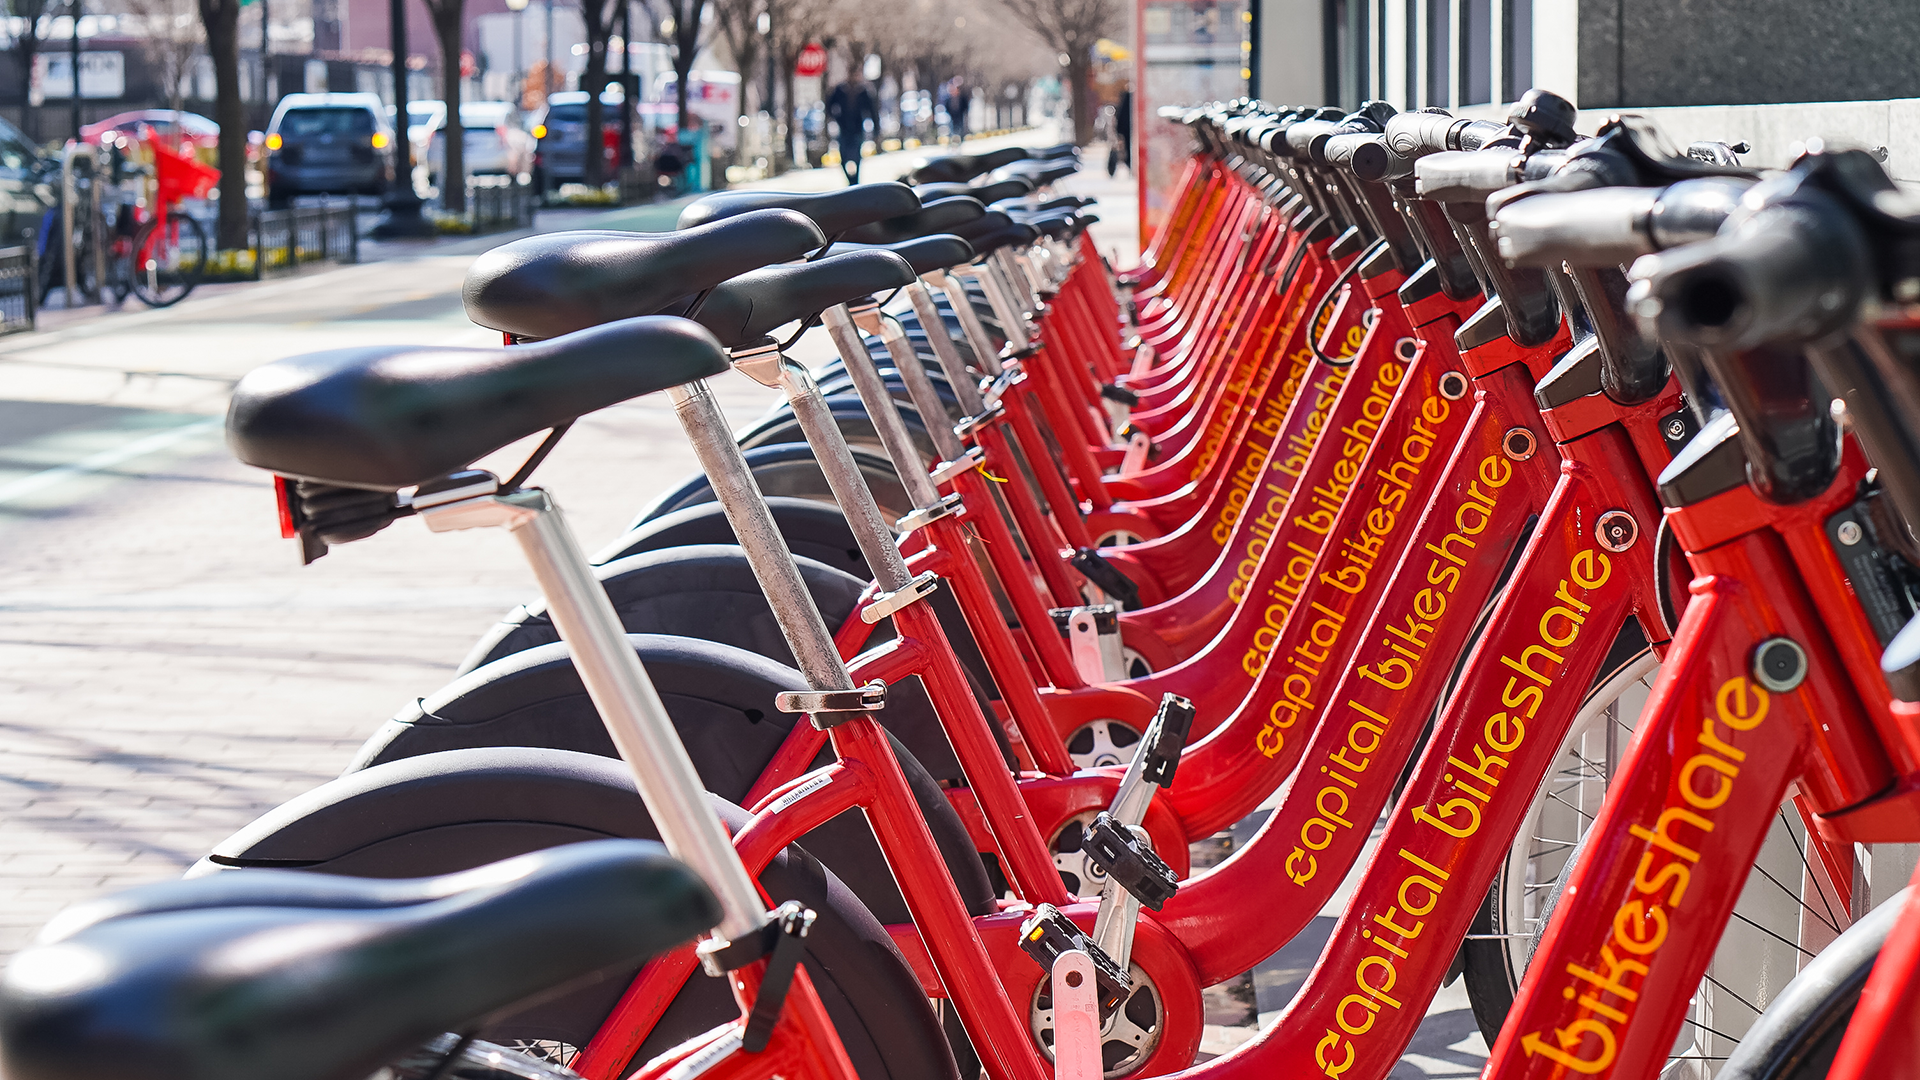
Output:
1140,694,1196,788
1018,904,1132,1014
1082,812,1179,910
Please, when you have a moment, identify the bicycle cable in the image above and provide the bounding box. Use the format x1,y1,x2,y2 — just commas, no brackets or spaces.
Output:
1306,237,1389,367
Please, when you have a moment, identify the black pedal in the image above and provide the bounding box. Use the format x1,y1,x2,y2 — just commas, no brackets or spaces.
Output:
1082,812,1179,910
1018,903,1132,1013
1118,423,1162,461
1071,548,1142,610
1140,694,1196,788
1100,383,1141,408
741,902,815,1052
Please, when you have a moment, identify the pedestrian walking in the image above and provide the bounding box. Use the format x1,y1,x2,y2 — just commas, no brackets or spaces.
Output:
827,70,878,184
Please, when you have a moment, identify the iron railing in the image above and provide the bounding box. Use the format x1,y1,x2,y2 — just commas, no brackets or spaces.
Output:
0,246,37,334
466,178,536,232
253,202,359,276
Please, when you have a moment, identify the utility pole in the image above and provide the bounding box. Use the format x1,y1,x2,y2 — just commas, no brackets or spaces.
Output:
260,0,271,118
544,0,553,97
68,0,80,140
372,0,431,235
617,0,633,174
762,5,775,164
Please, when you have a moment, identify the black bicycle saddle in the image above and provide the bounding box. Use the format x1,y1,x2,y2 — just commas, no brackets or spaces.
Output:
227,316,728,491
675,249,917,347
991,161,1077,187
841,196,985,244
963,222,1040,259
911,178,1033,205
463,209,824,339
1011,208,1082,239
950,209,1013,244
0,841,718,1080
828,235,974,276
677,182,922,236
908,147,1032,184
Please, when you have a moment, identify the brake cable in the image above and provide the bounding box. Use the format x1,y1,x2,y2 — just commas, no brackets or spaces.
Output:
1306,237,1390,367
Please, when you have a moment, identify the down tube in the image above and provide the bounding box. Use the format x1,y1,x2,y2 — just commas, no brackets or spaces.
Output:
1486,532,1875,1080
1169,435,1663,1080
1160,361,1561,983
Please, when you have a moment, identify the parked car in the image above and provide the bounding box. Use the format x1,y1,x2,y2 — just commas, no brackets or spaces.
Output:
79,110,220,164
529,88,636,192
264,93,395,207
430,101,534,182
0,113,60,248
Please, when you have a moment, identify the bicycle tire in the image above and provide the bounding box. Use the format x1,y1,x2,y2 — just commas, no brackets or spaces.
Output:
629,443,911,529
1715,888,1908,1080
198,748,962,1080
131,214,207,308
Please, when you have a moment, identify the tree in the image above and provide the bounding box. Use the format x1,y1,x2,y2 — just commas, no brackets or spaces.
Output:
196,0,247,249
649,0,708,138
421,0,467,211
994,0,1114,144
707,0,759,162
5,0,51,134
576,0,618,185
124,0,202,116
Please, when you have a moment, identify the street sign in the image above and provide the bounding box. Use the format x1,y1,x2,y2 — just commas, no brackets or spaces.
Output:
795,43,826,77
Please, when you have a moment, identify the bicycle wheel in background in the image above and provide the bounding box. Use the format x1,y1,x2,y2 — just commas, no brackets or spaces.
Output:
131,214,207,308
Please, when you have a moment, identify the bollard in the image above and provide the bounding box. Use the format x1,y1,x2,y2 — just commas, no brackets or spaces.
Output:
1051,949,1102,1080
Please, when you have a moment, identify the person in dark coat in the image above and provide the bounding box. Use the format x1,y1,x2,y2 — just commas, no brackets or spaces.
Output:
826,70,878,184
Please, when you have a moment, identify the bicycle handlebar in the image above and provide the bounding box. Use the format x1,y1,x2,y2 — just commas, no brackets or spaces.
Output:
1492,187,1663,267
1631,195,1873,350
1383,113,1506,158
1321,133,1414,181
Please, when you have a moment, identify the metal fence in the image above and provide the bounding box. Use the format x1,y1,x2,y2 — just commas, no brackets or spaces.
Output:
254,202,359,277
0,246,34,334
466,179,536,233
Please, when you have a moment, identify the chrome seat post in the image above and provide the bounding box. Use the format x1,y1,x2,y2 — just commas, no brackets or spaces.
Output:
925,267,1005,378
665,374,857,696
904,280,988,418
846,299,967,466
414,482,768,948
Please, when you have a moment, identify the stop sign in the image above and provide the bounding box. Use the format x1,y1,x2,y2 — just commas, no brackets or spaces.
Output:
795,42,826,77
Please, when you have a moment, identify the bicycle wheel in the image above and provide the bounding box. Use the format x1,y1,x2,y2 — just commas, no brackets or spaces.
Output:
1714,888,1907,1080
1462,625,1861,1078
130,213,208,308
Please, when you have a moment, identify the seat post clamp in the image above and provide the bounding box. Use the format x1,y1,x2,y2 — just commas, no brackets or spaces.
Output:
956,402,1008,438
774,681,888,729
928,446,986,487
693,901,816,1053
858,570,941,624
896,493,965,536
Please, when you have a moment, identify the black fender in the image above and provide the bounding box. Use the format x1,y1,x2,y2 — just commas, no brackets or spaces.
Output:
595,496,873,579
352,634,995,912
196,748,959,1080
736,394,939,466
458,545,877,674
629,443,907,528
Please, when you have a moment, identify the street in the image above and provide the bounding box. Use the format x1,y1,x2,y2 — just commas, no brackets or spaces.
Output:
0,139,1485,1079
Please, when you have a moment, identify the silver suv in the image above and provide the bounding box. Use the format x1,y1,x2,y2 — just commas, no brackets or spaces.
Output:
266,93,395,207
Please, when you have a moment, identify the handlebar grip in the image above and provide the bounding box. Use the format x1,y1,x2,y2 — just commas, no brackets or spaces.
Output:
1647,177,1754,249
1382,111,1457,158
1414,149,1522,203
1490,187,1662,268
1321,133,1415,181
1452,120,1508,152
1284,119,1339,159
1630,197,1871,350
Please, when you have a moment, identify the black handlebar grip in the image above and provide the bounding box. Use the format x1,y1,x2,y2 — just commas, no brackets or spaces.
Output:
1451,120,1509,152
1630,197,1872,351
1321,133,1415,181
1646,178,1755,250
1384,111,1459,158
1414,149,1523,203
1284,119,1339,159
1490,187,1662,268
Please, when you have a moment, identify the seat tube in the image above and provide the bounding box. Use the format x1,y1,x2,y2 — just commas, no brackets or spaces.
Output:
845,300,968,466
906,279,987,417
930,267,1005,377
